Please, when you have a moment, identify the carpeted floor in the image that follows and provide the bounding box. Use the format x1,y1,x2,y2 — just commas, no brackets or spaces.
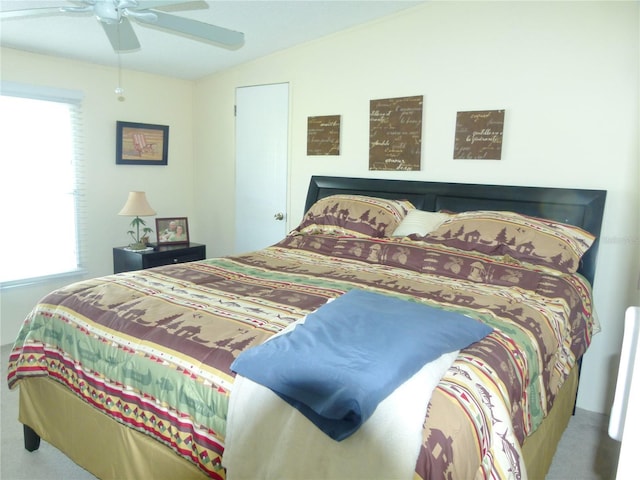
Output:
0,343,621,479
547,405,621,480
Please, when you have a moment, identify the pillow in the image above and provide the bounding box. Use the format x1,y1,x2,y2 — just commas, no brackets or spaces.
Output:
293,194,414,238
424,210,595,273
391,210,451,237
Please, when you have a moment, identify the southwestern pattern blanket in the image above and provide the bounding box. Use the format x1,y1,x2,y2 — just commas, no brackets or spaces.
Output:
7,232,596,479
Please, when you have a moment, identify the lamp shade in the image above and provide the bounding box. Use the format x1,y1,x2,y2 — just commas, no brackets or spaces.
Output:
118,191,156,217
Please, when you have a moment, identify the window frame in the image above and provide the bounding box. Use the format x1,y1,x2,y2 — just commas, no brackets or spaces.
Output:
0,81,86,288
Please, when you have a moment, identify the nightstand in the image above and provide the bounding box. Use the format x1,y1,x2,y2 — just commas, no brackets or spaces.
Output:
113,243,206,273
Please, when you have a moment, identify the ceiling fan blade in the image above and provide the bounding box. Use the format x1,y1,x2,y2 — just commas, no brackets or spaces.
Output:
136,10,244,49
0,7,70,19
137,1,208,12
101,18,141,52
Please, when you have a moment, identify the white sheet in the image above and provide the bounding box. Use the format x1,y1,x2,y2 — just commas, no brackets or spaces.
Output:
223,349,458,480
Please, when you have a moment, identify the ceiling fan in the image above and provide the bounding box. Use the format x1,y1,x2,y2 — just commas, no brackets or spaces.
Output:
0,0,245,52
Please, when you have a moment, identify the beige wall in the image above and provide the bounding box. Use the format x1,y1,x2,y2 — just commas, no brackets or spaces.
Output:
0,48,197,344
193,1,639,414
1,1,638,415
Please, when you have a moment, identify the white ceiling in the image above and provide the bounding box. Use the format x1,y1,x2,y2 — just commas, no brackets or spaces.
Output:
0,0,424,80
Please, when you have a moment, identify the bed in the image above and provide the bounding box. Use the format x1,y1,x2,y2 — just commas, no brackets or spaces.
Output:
7,176,606,480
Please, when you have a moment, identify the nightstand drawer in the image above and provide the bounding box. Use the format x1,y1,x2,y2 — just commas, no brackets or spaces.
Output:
113,243,206,273
144,250,205,268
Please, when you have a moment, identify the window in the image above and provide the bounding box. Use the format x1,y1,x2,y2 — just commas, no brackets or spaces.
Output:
0,83,85,285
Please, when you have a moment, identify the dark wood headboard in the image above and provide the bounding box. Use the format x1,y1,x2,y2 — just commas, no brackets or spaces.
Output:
304,176,607,286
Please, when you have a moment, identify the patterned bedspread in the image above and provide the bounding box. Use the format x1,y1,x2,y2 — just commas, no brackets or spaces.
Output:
7,233,596,479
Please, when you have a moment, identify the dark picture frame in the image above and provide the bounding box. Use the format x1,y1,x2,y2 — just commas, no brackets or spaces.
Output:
156,217,189,245
116,121,169,165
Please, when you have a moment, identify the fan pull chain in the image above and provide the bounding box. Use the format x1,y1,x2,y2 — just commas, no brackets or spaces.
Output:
115,55,125,101
115,23,125,102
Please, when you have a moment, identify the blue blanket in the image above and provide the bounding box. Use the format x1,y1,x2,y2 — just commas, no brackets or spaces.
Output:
230,289,493,440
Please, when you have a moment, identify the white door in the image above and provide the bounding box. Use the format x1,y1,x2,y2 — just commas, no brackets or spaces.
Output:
235,83,289,253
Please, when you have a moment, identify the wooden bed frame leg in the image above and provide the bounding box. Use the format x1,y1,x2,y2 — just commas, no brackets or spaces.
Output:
573,359,583,415
23,424,41,452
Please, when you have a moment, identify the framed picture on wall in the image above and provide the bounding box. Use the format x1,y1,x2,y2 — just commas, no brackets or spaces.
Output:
116,121,169,165
156,217,189,245
369,95,423,171
453,110,505,160
307,115,341,155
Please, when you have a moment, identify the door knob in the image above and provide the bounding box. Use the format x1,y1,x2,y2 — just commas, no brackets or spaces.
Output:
274,212,284,221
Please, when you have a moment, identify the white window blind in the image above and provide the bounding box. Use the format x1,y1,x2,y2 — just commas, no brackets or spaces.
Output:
0,82,85,285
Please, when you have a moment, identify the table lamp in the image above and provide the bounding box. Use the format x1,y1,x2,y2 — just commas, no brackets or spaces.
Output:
118,191,156,250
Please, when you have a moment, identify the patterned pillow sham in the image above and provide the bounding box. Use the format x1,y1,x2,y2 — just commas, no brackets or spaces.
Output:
293,194,414,238
423,210,595,273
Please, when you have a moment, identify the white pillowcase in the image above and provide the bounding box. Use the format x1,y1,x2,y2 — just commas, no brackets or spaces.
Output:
391,210,450,237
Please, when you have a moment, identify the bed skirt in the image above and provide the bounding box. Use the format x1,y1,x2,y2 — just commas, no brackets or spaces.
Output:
18,377,208,480
521,365,579,479
17,366,580,480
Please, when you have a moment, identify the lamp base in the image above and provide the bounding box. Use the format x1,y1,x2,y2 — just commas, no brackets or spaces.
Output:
128,242,148,251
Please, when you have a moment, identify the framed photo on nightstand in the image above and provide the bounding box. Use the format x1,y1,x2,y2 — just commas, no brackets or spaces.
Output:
156,217,189,245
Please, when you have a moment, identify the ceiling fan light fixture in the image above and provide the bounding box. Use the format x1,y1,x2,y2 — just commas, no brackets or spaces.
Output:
94,1,121,24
